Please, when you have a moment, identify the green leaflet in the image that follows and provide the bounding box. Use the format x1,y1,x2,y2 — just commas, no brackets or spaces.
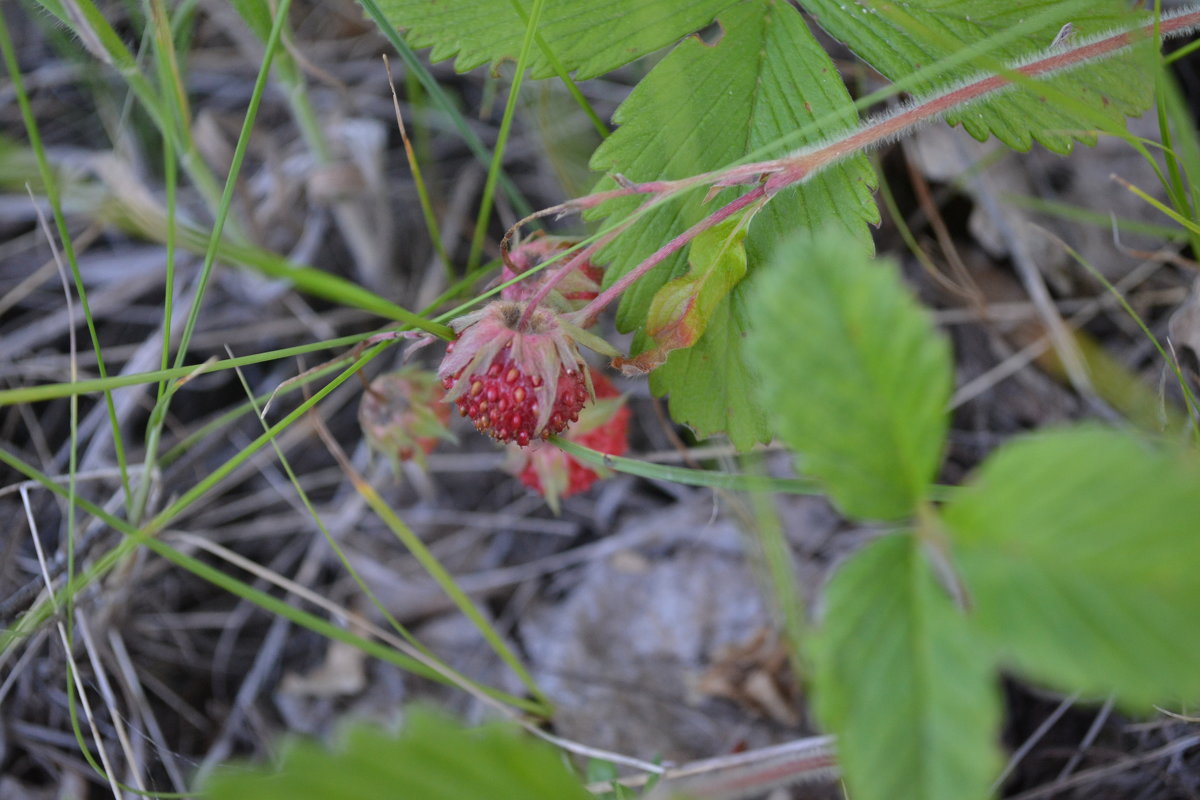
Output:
943,427,1200,708
591,0,878,449
203,709,592,800
377,0,738,79
617,219,748,374
645,291,769,448
800,0,1156,153
813,534,1002,800
745,230,952,520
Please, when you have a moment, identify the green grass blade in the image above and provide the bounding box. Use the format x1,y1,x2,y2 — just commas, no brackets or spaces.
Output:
1115,175,1200,236
999,193,1186,240
171,0,293,371
466,0,548,269
1165,36,1200,64
386,55,453,277
352,477,552,714
0,9,133,509
1049,236,1200,429
131,0,186,526
0,333,371,405
1157,71,1200,255
228,355,529,711
742,455,809,672
31,0,224,210
0,441,542,712
148,0,192,136
146,344,382,535
501,0,610,138
125,212,451,335
551,437,821,493
357,0,532,218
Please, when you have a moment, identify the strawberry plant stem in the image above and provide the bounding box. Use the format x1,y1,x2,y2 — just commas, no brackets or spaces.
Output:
521,7,1200,327
572,187,769,325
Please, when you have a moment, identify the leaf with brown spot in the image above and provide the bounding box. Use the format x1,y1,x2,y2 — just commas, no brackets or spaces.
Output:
614,219,748,375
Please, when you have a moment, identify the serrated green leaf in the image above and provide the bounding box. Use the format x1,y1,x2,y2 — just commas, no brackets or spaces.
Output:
745,230,952,520
377,0,738,80
645,290,769,448
801,0,1156,153
943,427,1200,709
813,534,1002,800
203,709,592,800
591,0,878,449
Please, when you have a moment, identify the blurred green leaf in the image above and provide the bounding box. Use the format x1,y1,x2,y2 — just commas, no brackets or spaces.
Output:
813,534,1002,800
944,427,1200,708
227,0,272,40
746,230,952,519
203,709,592,800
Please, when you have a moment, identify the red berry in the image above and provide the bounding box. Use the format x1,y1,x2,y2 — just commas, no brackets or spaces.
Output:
438,301,595,446
443,350,588,445
514,369,630,507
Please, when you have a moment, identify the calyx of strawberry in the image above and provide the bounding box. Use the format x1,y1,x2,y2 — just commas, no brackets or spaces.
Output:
359,367,454,470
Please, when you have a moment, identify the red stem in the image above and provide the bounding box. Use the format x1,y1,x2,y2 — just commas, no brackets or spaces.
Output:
515,216,636,330
763,10,1200,190
570,186,768,324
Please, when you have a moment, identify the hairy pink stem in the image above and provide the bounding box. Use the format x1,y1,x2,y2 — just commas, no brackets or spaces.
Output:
577,178,684,206
570,186,768,324
500,180,702,275
515,219,632,330
527,9,1200,328
516,188,707,328
762,9,1200,191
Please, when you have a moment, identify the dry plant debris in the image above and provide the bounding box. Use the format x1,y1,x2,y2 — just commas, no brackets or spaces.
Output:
1,2,1199,799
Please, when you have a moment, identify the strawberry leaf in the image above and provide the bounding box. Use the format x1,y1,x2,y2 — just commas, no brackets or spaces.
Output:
943,427,1200,708
377,0,739,80
745,231,952,520
813,534,1003,800
203,709,592,800
644,291,769,449
591,0,878,449
801,0,1156,153
616,218,748,375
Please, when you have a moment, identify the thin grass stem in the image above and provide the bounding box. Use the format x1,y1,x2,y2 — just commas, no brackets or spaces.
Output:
228,352,526,709
385,54,454,277
306,406,552,713
501,0,610,138
171,0,294,370
357,0,532,218
466,0,548,270
0,11,134,508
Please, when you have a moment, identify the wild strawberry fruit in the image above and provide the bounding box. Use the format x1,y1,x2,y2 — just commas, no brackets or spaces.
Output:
438,301,592,446
500,234,603,319
509,368,630,511
358,367,453,469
